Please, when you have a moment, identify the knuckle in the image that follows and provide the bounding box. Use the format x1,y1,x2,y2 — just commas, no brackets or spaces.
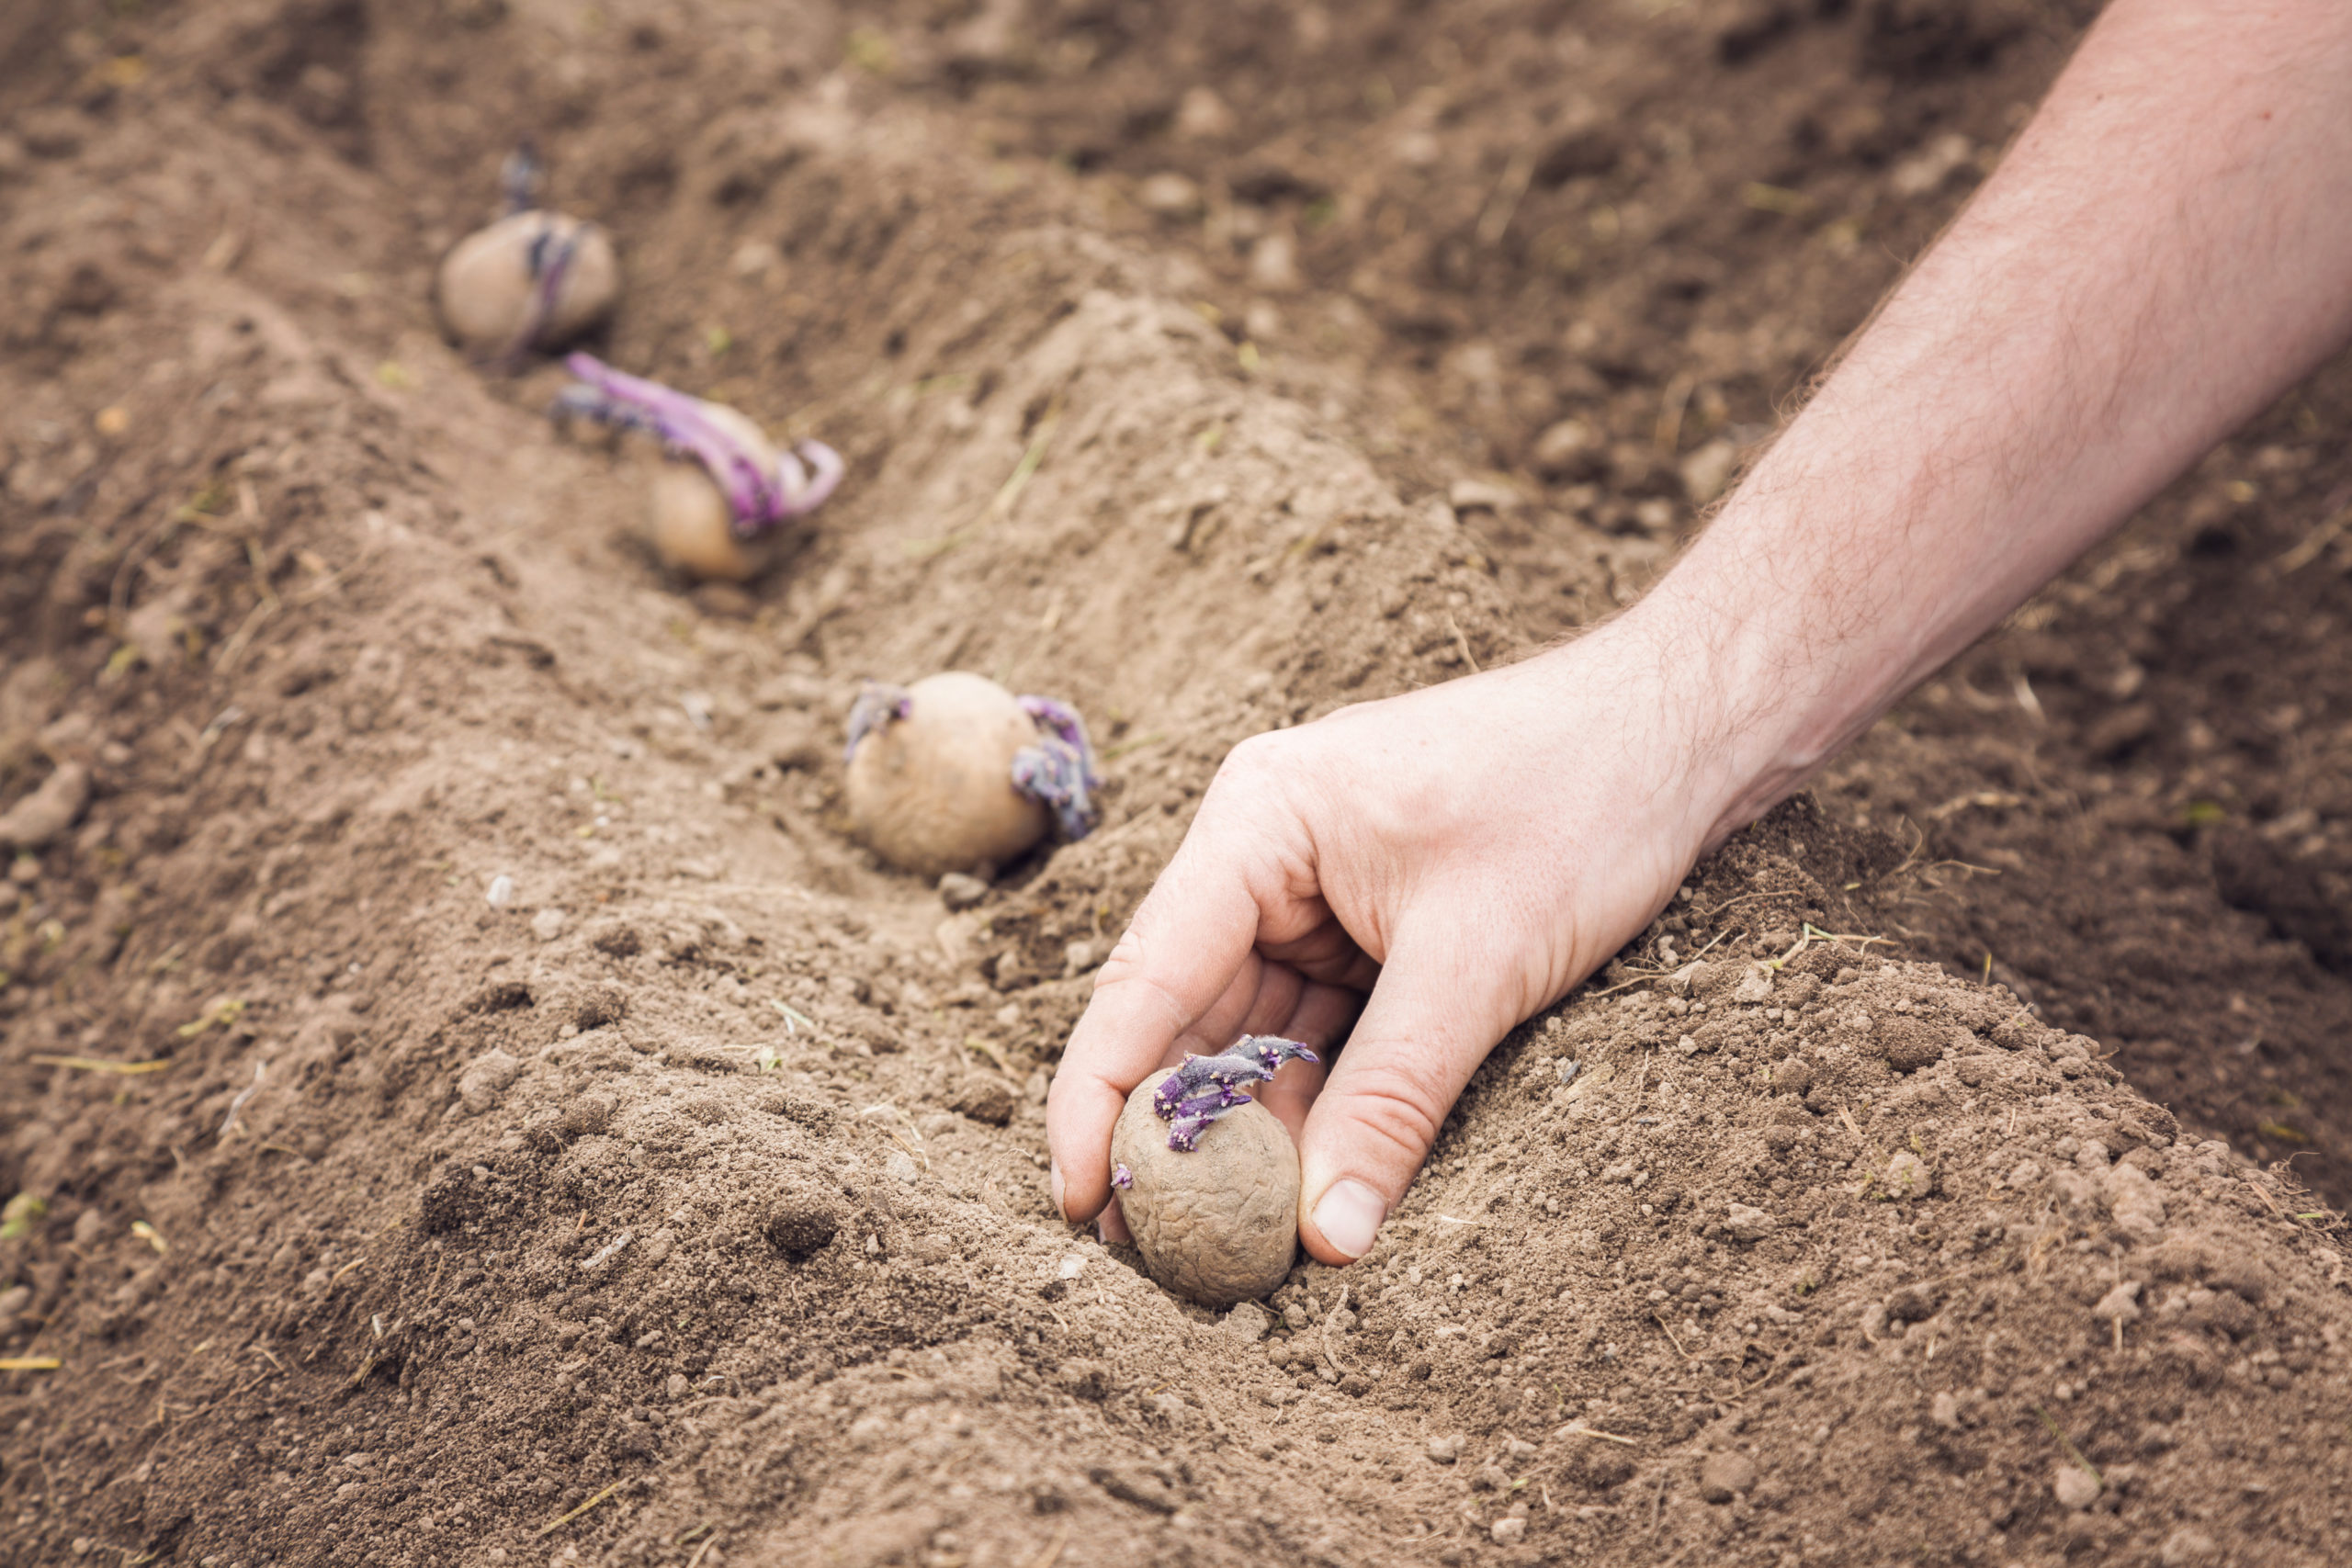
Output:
1214,729,1294,791
1330,1056,1450,1165
1092,924,1150,987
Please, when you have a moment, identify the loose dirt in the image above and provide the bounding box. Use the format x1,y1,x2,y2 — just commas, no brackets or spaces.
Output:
6,2,2351,1565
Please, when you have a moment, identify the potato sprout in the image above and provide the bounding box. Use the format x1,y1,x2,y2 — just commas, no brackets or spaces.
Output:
553,353,843,581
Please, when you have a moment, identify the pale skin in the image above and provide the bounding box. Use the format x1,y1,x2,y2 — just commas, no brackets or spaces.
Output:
1047,0,2352,1264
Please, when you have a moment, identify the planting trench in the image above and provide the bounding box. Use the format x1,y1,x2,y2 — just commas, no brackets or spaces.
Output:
5,2,2352,1565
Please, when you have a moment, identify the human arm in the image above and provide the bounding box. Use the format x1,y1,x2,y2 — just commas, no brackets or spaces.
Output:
1046,0,2352,1264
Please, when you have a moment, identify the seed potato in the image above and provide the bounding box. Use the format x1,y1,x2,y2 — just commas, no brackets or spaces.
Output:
845,672,1052,876
435,210,619,355
1109,1066,1299,1307
644,402,782,583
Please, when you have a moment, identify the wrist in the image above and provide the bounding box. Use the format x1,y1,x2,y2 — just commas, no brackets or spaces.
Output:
1610,512,1916,849
1533,603,1790,858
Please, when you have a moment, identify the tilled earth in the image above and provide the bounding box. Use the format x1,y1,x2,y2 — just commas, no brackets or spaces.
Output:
5,3,2352,1566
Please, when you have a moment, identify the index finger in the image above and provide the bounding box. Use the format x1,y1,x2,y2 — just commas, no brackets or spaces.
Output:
1045,824,1266,1223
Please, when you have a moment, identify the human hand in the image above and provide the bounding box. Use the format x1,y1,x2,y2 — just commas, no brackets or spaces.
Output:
1045,615,1749,1265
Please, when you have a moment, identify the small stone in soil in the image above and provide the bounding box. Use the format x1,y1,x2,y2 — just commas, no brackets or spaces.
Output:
2052,1463,2101,1509
937,872,989,911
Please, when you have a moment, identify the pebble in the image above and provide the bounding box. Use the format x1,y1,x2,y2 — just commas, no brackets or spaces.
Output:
2052,1463,2101,1510
486,874,516,909
937,872,989,912
1490,1517,1526,1545
1532,419,1602,479
531,908,568,942
886,1150,922,1185
730,239,780,277
1679,438,1740,506
1720,1203,1774,1243
1427,1434,1463,1463
580,1231,632,1271
1175,85,1234,139
666,1372,689,1400
1136,172,1202,217
0,762,89,851
1248,232,1300,293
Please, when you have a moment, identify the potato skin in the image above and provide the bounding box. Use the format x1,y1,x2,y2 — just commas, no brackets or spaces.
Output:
435,211,620,353
1110,1067,1299,1306
845,672,1050,877
644,404,782,583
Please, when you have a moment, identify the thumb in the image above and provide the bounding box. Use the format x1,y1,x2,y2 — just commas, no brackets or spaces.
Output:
1295,930,1522,1264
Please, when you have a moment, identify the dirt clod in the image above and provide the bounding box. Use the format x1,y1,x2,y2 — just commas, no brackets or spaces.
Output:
763,1194,845,1261
949,1076,1017,1127
1700,1450,1759,1504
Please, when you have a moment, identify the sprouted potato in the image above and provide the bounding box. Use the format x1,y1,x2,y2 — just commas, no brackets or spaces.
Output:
1107,1037,1320,1306
842,674,1101,877
435,142,618,361
435,212,620,358
553,354,843,581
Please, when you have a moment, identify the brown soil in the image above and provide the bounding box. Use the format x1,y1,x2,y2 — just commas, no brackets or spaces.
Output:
5,3,2351,1566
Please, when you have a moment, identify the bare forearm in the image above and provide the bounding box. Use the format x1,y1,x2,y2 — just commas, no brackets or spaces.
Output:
1624,0,2352,839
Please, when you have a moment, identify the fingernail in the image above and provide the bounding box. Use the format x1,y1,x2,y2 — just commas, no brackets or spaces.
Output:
1049,1159,1067,1219
1312,1179,1386,1259
1099,1197,1132,1246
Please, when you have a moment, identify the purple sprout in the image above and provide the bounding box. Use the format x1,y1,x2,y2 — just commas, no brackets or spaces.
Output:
1152,1035,1319,1152
499,138,545,216
501,221,585,366
1012,694,1103,841
489,140,583,366
553,353,844,535
843,681,913,766
1112,1164,1134,1190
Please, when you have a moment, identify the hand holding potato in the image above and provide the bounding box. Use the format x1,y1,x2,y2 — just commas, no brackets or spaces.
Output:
1046,617,1734,1265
